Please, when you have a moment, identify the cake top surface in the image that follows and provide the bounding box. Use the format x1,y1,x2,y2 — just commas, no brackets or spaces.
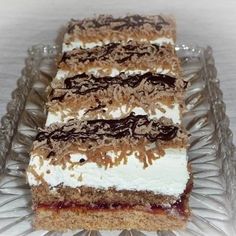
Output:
63,14,176,50
67,14,174,33
59,42,180,77
52,72,185,91
36,113,181,144
49,72,186,107
32,113,188,168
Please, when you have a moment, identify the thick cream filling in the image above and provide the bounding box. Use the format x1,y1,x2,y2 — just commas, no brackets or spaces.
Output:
27,148,189,197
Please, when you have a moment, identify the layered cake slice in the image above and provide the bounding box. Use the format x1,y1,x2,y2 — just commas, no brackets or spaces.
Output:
56,42,180,80
46,72,186,125
63,15,176,51
27,14,192,232
27,113,191,231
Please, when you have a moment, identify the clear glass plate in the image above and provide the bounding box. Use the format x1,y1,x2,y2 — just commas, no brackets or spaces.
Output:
0,44,235,236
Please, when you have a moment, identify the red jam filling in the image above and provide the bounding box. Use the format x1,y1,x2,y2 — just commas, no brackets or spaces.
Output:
38,182,192,217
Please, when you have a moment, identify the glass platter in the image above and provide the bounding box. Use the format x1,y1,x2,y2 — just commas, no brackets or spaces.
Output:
0,44,235,236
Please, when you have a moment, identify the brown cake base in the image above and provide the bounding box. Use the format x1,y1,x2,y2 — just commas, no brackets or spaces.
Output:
34,204,189,231
33,183,191,231
32,177,192,231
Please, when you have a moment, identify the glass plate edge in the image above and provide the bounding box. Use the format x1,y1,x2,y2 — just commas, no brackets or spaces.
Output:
0,45,59,174
201,46,236,228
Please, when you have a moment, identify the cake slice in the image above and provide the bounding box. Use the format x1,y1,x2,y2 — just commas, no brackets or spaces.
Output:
27,14,192,232
27,113,191,231
56,42,180,79
46,72,186,126
63,15,176,51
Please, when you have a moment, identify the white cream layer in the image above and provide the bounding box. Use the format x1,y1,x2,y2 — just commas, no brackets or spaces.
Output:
46,104,180,126
55,68,174,80
27,148,189,197
62,37,174,52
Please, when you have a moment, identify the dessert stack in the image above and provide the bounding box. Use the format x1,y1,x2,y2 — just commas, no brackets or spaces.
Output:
27,15,191,231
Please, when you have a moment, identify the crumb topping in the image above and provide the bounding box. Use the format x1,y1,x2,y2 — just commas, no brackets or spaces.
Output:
32,113,188,168
48,72,186,119
53,72,183,92
64,15,176,45
59,42,180,77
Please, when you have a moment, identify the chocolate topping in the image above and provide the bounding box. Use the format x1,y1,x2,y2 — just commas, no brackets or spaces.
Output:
68,15,170,34
59,41,180,77
33,114,187,168
61,42,162,64
64,72,176,94
50,73,178,102
36,113,179,144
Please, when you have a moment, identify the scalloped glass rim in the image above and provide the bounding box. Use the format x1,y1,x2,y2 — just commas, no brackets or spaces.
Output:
0,44,235,236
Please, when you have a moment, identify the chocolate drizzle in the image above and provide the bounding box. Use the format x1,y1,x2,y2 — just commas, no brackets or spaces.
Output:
68,15,170,34
60,72,176,96
36,113,179,144
60,42,162,65
50,72,179,103
50,93,66,102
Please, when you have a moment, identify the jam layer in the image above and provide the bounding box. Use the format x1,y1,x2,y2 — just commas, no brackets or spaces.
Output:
36,181,192,217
